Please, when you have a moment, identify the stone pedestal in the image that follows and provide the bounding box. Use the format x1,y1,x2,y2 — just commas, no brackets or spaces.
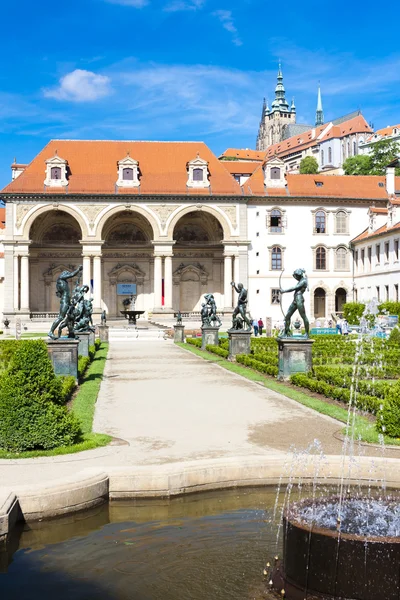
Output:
47,339,79,381
88,330,95,347
228,329,252,360
201,326,220,350
277,337,314,381
174,324,185,343
97,325,109,342
76,331,90,357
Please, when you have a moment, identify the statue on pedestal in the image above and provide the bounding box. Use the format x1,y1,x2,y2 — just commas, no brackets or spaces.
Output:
176,311,183,325
203,293,222,328
279,268,310,338
101,310,107,326
230,282,252,331
48,266,83,340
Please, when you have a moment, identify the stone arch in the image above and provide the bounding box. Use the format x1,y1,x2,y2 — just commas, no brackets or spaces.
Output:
166,205,232,241
96,205,160,241
173,262,208,312
310,282,330,321
22,204,88,240
333,282,349,314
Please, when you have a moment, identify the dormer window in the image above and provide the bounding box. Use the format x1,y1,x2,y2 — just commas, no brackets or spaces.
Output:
271,167,281,179
44,152,68,187
187,154,210,188
117,153,140,188
263,157,285,188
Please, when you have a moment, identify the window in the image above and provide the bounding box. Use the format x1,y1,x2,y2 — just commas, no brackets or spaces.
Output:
335,210,348,234
193,168,204,181
256,270,259,274
270,167,281,179
355,250,359,272
315,210,326,233
315,181,324,187
256,252,259,257
51,167,61,180
376,286,380,301
347,141,351,156
269,209,283,233
271,246,282,270
395,240,399,261
122,168,133,180
376,244,380,264
256,232,259,237
361,249,365,268
316,246,327,270
395,284,399,302
321,149,324,166
367,246,372,269
271,288,281,304
353,141,357,156
385,242,390,261
328,147,332,163
385,285,389,301
335,246,348,270
256,212,259,217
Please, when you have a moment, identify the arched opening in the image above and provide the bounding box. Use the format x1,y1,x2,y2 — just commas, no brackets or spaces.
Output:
314,287,326,319
29,211,83,313
335,288,347,313
173,211,224,312
102,211,153,316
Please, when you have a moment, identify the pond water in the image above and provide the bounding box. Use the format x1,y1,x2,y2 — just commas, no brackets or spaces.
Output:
0,488,282,600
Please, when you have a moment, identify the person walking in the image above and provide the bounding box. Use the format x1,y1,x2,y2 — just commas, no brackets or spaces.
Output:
252,318,259,336
258,318,264,336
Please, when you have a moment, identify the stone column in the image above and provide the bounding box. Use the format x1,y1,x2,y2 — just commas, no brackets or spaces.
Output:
224,255,233,309
13,255,19,312
153,255,162,310
20,254,30,313
164,255,173,310
3,244,15,315
233,254,240,285
82,255,91,289
93,255,102,311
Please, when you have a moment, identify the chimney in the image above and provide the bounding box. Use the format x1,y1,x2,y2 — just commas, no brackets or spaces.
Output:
11,161,27,181
386,166,396,195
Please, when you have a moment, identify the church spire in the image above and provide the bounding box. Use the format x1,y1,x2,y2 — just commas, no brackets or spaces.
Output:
271,61,289,111
261,97,266,120
315,83,324,126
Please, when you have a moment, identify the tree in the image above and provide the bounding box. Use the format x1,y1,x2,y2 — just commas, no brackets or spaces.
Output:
369,138,400,175
300,156,319,174
343,155,372,175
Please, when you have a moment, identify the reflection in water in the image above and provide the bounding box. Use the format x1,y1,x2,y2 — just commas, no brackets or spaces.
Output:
0,488,283,600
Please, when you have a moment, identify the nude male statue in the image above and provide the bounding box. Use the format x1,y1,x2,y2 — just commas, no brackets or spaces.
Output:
48,265,83,340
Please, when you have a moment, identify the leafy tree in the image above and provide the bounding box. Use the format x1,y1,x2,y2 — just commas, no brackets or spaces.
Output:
300,156,319,174
369,138,400,175
343,155,372,175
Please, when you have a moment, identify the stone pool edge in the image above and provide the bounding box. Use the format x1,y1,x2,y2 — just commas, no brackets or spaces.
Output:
1,453,400,543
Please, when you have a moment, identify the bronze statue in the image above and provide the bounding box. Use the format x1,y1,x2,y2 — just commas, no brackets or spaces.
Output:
279,268,310,338
176,311,183,325
231,282,252,331
203,293,222,328
101,310,107,326
200,303,211,327
48,266,83,340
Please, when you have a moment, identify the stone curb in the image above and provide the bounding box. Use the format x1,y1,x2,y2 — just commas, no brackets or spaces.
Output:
1,454,399,542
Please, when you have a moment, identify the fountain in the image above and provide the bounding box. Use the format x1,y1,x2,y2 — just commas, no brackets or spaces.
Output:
120,294,145,325
269,297,400,599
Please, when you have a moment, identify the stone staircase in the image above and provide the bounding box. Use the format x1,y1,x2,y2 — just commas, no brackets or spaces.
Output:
108,321,169,342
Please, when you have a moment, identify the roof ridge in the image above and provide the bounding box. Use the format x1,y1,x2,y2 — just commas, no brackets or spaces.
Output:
49,139,207,144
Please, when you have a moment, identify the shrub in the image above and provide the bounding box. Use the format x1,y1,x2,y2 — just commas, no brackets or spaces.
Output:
378,302,400,319
236,354,278,377
89,345,96,361
186,337,202,348
389,327,400,344
0,340,20,371
0,340,82,451
78,356,91,378
95,339,102,351
343,302,365,325
61,376,76,403
378,381,400,437
206,344,229,359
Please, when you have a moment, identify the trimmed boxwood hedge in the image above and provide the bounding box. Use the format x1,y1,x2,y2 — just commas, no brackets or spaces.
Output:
206,344,229,359
0,340,82,452
377,380,400,437
236,354,279,377
186,337,202,348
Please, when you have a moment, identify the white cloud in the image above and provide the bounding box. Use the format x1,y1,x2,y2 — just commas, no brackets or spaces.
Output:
43,69,112,102
213,10,242,46
104,0,149,6
164,0,205,11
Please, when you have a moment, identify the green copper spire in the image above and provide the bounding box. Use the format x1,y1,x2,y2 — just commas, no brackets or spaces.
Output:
315,84,324,126
291,97,296,112
271,62,289,112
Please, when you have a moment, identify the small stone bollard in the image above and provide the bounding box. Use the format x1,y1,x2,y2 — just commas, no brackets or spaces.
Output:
174,324,185,343
277,337,314,381
97,325,109,342
228,329,252,360
201,326,219,350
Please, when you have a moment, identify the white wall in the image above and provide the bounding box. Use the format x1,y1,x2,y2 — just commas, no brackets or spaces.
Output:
354,233,400,303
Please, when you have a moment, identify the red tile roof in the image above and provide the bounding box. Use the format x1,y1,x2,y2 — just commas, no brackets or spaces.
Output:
220,161,260,175
1,140,243,197
0,208,5,229
369,207,388,214
242,170,398,200
219,148,264,161
367,124,400,140
352,221,400,243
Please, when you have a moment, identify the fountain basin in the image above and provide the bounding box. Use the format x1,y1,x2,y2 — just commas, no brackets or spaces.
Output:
273,496,400,600
120,310,145,325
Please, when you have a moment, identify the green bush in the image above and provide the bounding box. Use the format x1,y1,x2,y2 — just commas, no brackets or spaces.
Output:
389,328,400,344
206,344,229,359
0,340,82,451
0,340,20,371
61,376,76,403
94,339,102,351
378,381,400,436
342,302,366,325
236,354,279,377
89,345,96,361
78,356,91,378
378,302,400,318
186,337,202,348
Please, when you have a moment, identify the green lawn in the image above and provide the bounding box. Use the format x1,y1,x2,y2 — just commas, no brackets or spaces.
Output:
0,343,111,459
177,342,400,447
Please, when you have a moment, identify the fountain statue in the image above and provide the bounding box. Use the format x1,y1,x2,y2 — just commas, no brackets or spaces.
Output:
230,282,252,331
201,294,222,328
279,267,309,338
120,294,145,325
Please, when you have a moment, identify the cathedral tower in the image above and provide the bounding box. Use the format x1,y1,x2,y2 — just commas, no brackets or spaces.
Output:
256,63,296,151
315,84,324,126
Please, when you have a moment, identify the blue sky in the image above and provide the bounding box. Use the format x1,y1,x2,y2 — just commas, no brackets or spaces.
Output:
0,0,399,188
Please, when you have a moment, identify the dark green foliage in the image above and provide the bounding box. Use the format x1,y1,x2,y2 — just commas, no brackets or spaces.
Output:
377,381,400,437
60,376,76,403
299,156,319,174
206,344,229,358
186,337,202,348
236,354,279,377
378,302,400,318
389,328,400,344
94,339,102,351
78,356,91,378
342,302,365,325
0,340,20,371
0,340,82,451
89,345,96,361
343,139,400,176
343,155,372,175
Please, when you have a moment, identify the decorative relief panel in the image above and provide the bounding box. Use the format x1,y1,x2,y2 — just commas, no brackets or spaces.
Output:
16,205,32,229
80,204,108,227
172,262,208,286
151,204,179,227
219,205,237,229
